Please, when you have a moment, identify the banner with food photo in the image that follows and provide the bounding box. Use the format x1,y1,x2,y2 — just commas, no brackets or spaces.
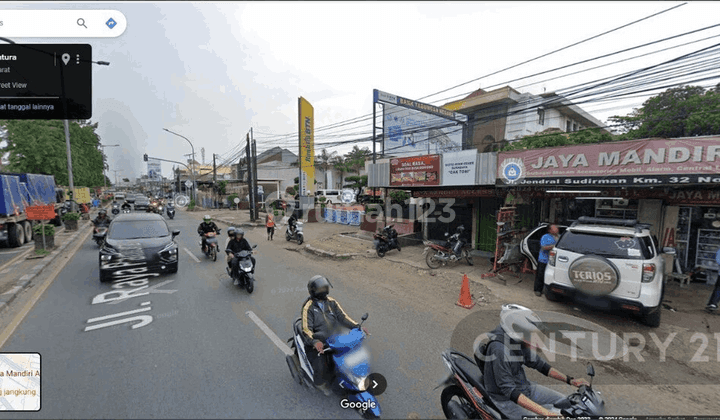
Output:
389,155,441,186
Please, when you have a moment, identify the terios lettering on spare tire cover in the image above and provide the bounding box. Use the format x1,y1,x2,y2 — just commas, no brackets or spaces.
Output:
568,255,619,295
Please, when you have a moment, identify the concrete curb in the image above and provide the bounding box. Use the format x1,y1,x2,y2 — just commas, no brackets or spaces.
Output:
0,219,93,314
211,217,264,229
303,244,359,259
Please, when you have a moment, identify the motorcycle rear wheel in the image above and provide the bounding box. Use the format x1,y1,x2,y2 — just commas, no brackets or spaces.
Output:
441,385,475,419
286,354,302,384
426,251,442,269
463,250,473,266
286,233,292,242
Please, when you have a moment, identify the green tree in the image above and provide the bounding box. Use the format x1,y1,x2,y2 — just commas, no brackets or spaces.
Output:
343,175,367,197
502,127,613,151
1,119,106,187
314,148,337,189
331,155,349,188
343,145,371,175
609,85,720,139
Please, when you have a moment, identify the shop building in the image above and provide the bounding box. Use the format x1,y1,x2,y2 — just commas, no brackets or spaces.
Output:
496,135,720,283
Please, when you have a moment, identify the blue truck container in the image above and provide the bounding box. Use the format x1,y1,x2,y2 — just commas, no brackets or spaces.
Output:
0,174,26,216
3,173,57,206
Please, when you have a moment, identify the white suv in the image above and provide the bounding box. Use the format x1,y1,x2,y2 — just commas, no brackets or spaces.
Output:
542,217,675,327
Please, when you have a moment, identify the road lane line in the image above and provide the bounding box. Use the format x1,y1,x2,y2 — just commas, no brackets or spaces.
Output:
246,310,293,356
183,247,200,263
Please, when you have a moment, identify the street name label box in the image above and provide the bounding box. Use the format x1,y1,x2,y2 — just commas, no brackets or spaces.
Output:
0,44,91,119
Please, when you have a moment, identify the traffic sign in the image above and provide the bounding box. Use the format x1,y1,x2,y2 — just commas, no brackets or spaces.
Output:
185,180,193,188
233,197,240,204
26,205,57,220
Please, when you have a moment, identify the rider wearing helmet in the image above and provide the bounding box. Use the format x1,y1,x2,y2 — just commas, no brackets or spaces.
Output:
224,227,237,268
92,209,111,227
301,275,369,395
452,225,467,257
225,228,255,285
482,304,589,418
198,215,221,253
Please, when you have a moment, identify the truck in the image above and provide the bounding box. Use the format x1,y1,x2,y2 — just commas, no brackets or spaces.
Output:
0,173,66,248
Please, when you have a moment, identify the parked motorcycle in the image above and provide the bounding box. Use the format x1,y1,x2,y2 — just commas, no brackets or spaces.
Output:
92,226,109,247
286,313,381,419
285,221,304,245
438,349,605,419
226,245,257,293
423,232,473,269
166,202,175,219
373,224,400,257
201,231,221,261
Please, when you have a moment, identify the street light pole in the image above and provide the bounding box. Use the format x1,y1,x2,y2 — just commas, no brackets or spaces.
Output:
163,128,197,205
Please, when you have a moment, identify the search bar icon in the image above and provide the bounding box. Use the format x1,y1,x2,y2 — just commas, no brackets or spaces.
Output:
0,10,126,37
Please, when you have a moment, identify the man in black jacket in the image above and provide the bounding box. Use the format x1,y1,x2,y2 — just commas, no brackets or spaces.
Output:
301,275,369,396
197,215,220,253
483,304,589,418
225,228,255,285
92,209,111,227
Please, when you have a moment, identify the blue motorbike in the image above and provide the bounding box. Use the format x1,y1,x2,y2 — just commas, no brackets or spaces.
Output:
287,313,381,419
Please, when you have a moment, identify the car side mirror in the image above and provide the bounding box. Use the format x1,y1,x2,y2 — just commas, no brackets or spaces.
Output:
252,244,258,249
587,363,595,377
172,230,180,237
444,232,449,237
361,313,368,321
662,247,676,255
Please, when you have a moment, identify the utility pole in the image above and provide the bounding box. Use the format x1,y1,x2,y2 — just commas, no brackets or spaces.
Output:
246,133,254,220
111,170,120,188
213,153,217,209
251,129,258,220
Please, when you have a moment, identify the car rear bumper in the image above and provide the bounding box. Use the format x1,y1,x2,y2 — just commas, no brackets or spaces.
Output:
545,283,658,315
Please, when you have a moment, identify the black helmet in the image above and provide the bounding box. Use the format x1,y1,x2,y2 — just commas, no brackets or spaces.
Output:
227,227,236,237
308,275,332,300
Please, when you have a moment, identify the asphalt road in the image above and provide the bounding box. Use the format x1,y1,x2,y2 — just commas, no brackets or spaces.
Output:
2,209,719,418
0,243,33,268
0,210,447,419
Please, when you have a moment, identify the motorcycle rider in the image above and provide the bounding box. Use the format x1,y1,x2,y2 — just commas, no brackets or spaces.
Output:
197,215,221,253
288,213,298,235
452,225,467,258
121,200,131,212
301,275,369,396
225,228,256,285
225,227,237,270
482,304,590,418
92,209,112,228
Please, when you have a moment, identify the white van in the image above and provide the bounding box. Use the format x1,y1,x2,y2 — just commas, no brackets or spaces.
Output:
315,189,343,204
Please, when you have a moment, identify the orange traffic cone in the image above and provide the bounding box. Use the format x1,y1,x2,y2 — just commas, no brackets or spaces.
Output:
456,274,475,309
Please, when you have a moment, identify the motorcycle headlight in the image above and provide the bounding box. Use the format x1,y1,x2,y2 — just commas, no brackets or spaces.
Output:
242,266,252,272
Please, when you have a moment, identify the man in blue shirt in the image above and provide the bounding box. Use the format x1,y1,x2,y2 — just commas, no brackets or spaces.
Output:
535,224,559,297
706,248,720,311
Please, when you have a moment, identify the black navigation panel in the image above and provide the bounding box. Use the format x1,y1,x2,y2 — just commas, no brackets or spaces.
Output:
0,44,91,119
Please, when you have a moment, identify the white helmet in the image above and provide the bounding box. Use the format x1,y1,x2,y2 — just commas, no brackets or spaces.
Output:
499,304,544,344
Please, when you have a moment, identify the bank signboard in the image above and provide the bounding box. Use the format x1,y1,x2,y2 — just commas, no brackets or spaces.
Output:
497,136,720,187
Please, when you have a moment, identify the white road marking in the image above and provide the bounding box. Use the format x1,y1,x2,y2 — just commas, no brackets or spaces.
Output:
246,310,293,356
86,305,152,323
183,247,200,263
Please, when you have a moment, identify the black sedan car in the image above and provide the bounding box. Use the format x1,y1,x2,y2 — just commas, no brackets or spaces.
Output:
132,196,151,211
98,213,180,282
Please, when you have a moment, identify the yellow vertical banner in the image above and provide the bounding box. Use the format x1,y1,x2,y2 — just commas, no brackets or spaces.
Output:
298,97,315,196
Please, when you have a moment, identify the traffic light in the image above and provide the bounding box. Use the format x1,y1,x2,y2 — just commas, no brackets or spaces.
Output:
144,154,148,162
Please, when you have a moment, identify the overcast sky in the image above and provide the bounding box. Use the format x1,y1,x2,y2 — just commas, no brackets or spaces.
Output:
4,1,720,181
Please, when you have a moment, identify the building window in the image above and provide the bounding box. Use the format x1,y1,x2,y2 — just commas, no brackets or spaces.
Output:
566,120,572,132
573,123,578,132
537,109,545,125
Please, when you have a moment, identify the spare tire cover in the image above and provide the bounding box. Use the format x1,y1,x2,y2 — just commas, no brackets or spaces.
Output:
568,255,619,296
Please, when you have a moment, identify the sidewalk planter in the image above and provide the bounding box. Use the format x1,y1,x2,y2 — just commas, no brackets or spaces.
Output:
337,210,348,225
32,223,55,249
62,212,80,231
328,208,337,223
